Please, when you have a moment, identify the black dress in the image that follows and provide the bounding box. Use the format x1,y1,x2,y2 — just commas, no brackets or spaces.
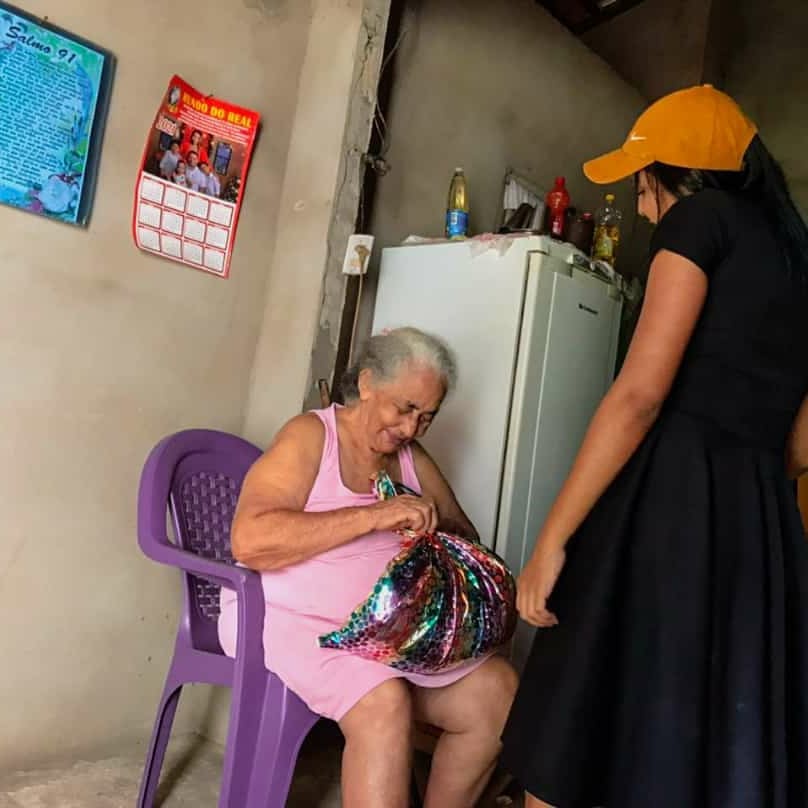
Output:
501,190,808,808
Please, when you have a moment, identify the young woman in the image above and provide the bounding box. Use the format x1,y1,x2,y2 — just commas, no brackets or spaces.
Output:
502,85,808,808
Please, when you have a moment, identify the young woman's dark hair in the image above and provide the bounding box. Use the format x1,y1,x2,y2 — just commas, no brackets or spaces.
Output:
641,135,808,279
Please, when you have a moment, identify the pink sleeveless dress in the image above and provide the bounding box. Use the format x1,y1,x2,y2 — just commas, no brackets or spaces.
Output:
218,404,489,720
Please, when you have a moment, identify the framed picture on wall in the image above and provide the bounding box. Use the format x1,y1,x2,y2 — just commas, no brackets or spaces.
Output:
0,3,115,226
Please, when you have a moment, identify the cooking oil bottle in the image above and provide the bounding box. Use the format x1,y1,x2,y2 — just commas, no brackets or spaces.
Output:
592,192,622,267
445,168,469,240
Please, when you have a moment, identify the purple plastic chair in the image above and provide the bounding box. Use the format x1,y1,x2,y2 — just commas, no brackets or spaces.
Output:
136,429,320,808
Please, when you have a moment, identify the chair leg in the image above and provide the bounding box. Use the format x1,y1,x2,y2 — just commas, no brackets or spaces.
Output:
137,682,183,808
265,690,319,805
245,675,319,808
218,667,270,807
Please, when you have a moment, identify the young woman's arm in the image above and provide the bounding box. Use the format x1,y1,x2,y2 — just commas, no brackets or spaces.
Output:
517,249,708,627
787,393,808,479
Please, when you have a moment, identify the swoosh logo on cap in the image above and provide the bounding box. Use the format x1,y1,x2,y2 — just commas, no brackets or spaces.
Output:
628,134,647,142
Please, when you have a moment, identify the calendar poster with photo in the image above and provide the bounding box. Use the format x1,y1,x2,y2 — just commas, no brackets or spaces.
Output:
133,75,260,278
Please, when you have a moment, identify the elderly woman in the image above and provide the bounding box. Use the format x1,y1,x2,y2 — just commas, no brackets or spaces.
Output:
218,327,517,808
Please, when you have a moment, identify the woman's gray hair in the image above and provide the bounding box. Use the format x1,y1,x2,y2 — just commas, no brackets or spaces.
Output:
340,327,457,402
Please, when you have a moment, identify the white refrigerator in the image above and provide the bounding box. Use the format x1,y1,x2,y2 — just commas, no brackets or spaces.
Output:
371,236,623,669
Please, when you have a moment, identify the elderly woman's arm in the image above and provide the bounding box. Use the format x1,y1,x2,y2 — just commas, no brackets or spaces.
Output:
412,442,480,541
232,414,437,571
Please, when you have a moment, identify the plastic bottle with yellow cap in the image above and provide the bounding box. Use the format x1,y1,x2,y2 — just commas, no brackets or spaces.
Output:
445,168,469,240
592,192,622,268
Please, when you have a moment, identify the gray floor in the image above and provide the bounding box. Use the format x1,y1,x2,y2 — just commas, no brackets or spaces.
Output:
0,722,343,808
0,721,521,807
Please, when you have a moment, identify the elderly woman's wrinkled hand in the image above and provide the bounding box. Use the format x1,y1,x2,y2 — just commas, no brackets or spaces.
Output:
369,494,439,534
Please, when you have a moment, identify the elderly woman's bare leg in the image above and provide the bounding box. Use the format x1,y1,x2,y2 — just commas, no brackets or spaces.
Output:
413,655,518,808
338,679,413,808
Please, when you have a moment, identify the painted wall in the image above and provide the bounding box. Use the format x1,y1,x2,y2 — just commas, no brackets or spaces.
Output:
244,0,389,444
722,0,808,214
209,0,387,746
582,0,714,102
357,0,646,344
721,0,808,526
0,0,311,768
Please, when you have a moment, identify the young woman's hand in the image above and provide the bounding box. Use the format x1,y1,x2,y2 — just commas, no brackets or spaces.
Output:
516,543,566,628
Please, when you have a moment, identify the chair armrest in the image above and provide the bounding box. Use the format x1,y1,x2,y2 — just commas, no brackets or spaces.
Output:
142,540,258,593
148,542,268,662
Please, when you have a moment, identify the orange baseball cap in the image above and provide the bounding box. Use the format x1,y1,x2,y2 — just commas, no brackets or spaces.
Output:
583,85,758,184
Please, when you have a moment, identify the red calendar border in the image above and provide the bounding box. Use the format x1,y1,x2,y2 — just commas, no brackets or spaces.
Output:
132,74,260,279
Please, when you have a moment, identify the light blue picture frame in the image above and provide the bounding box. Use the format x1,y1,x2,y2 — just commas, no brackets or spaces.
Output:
0,3,115,226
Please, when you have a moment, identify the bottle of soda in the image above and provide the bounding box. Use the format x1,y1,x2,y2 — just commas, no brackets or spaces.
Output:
545,177,570,240
592,193,622,267
446,168,469,240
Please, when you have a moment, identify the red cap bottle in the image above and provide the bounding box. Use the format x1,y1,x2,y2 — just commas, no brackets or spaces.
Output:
545,177,571,240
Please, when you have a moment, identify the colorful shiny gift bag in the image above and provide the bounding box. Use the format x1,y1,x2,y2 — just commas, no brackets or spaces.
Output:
318,472,517,673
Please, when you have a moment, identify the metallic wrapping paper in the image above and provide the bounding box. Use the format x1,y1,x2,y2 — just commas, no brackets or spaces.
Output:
318,472,517,673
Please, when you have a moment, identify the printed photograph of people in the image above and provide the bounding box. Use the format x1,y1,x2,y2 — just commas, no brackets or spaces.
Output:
142,85,251,204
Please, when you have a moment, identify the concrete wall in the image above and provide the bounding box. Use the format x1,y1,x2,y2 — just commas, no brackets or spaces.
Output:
722,0,808,213
0,0,313,769
210,0,389,746
246,0,390,436
722,0,808,522
356,0,646,343
582,0,713,101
